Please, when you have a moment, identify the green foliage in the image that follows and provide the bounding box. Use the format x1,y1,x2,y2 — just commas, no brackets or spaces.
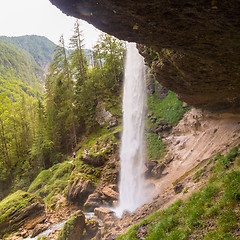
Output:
28,161,72,205
0,190,43,232
146,133,167,161
117,146,240,240
0,41,43,101
147,91,186,126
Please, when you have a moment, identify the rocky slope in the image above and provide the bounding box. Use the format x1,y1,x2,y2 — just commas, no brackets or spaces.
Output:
49,0,240,112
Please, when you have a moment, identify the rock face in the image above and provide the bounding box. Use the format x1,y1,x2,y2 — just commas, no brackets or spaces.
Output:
67,177,96,205
57,210,85,240
0,190,46,238
49,0,240,112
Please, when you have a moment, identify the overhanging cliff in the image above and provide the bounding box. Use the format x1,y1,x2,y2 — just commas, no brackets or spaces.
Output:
49,0,240,112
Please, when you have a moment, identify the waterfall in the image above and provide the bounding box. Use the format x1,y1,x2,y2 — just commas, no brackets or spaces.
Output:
116,43,148,217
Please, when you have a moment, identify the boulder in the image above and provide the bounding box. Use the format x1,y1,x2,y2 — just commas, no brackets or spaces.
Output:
80,154,106,167
145,160,158,177
151,164,166,178
82,220,99,240
83,192,101,212
31,223,49,238
94,207,114,220
174,183,184,194
57,210,85,240
0,190,46,238
102,185,119,200
67,177,95,205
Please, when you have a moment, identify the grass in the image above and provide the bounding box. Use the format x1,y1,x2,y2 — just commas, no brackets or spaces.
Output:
146,91,188,161
147,91,188,126
146,133,167,162
28,161,73,207
117,145,240,240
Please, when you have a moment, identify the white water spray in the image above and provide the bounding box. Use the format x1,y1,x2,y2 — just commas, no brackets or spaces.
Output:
116,43,149,217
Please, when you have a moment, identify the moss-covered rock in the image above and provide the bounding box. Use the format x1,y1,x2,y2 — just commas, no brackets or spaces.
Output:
57,210,85,240
0,190,46,237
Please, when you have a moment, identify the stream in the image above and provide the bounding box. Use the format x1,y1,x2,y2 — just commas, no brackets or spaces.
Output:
23,212,95,239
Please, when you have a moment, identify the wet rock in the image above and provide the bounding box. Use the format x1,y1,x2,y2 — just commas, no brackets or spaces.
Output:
151,164,166,178
57,210,85,240
67,178,95,206
121,210,131,219
145,160,158,177
174,183,184,194
83,192,101,212
94,207,114,220
83,220,99,240
102,185,119,200
31,223,49,238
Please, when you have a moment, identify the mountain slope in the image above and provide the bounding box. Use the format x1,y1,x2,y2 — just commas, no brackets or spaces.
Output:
0,35,56,101
0,35,56,71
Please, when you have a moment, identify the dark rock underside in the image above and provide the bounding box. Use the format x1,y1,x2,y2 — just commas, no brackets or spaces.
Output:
49,0,240,112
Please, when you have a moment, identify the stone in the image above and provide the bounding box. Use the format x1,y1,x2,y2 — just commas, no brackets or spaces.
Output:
151,116,157,123
155,82,168,100
83,220,99,240
80,154,106,167
145,160,158,177
67,178,95,206
83,192,101,212
57,210,85,240
113,131,121,139
96,101,116,126
31,223,49,238
146,74,155,95
174,183,184,194
94,207,114,220
102,185,119,200
151,164,166,178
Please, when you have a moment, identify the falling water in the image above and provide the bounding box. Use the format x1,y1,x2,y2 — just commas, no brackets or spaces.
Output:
116,43,148,217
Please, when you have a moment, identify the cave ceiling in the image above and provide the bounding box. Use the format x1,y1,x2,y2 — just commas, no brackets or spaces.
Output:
49,0,240,112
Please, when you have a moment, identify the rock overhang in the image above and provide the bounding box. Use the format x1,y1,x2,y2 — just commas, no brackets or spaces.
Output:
49,0,240,112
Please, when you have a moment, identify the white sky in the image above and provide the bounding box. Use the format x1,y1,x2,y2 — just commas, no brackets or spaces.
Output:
0,0,102,49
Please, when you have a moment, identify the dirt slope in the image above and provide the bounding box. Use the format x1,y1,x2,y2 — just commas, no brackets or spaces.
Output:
102,108,240,239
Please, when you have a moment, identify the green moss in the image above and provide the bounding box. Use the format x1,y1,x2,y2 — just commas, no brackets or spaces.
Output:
0,190,43,237
28,162,72,206
146,133,167,161
147,91,187,126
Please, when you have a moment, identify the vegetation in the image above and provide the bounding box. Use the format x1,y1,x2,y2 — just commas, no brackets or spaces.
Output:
0,20,125,201
145,90,187,161
147,91,186,126
0,190,43,238
117,145,240,240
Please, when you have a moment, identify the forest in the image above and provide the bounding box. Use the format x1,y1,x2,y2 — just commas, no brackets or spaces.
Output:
0,20,125,200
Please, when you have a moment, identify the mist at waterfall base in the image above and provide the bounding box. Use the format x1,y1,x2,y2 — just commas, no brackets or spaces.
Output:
115,43,152,217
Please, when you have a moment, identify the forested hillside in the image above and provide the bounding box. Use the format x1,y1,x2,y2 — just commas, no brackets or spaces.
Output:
0,35,56,71
0,20,125,204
